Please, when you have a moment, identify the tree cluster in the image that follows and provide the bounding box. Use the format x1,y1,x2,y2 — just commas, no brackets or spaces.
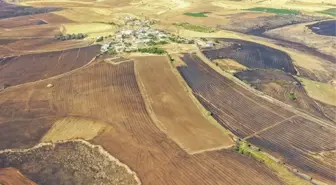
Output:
55,33,87,41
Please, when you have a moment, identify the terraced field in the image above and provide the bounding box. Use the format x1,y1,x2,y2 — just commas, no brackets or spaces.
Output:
0,56,285,185
202,38,297,74
178,53,336,184
0,45,100,87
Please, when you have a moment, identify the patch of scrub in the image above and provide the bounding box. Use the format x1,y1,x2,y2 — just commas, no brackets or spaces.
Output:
41,117,109,142
298,77,336,106
183,12,210,17
0,140,141,185
247,7,300,15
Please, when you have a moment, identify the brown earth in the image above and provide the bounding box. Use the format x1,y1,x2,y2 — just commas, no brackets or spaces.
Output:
0,44,100,87
0,168,37,185
133,55,232,154
0,38,93,57
0,56,285,185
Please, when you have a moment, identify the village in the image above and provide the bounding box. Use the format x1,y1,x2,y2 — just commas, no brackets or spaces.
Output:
98,16,215,54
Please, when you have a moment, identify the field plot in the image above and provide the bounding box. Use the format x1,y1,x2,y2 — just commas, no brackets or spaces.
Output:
0,38,92,57
0,58,285,185
178,53,294,138
134,56,232,153
0,16,46,29
0,168,37,185
235,69,336,122
218,12,324,35
0,0,61,19
0,24,61,38
178,53,336,183
308,20,336,36
0,44,100,86
203,38,297,74
248,116,336,184
0,141,140,185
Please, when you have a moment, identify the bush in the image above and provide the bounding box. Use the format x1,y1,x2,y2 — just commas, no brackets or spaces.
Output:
96,36,104,42
288,92,297,100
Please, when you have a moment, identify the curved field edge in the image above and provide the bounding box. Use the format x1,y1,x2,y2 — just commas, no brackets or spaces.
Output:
0,139,141,185
133,55,233,154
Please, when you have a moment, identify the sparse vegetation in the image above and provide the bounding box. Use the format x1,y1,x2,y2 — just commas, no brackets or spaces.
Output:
247,7,300,15
235,140,312,185
183,12,210,17
173,23,215,33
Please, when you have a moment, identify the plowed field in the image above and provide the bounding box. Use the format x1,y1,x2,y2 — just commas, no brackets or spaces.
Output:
134,55,232,153
178,53,336,184
0,57,285,185
0,45,100,87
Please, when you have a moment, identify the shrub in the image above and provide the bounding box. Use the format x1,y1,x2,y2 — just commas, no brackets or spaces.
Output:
288,92,297,100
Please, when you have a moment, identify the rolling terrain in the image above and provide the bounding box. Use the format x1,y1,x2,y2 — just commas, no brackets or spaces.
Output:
0,0,335,184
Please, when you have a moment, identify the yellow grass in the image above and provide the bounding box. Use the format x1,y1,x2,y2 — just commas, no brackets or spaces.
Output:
62,23,116,38
213,59,247,74
54,8,115,23
41,117,109,142
298,77,336,106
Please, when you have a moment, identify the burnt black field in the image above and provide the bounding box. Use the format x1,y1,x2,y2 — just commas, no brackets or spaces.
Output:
0,0,61,19
203,38,297,74
308,20,336,37
178,54,336,183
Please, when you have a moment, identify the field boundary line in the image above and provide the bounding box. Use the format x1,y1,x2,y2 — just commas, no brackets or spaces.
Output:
244,115,298,140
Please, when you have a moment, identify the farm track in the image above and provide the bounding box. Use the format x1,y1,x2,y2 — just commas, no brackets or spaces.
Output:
178,53,336,184
0,56,285,185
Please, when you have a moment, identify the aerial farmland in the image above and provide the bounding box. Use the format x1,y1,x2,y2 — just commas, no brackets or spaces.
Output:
0,0,335,184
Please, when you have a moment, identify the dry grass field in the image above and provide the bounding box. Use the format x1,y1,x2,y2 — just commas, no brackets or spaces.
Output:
134,55,232,153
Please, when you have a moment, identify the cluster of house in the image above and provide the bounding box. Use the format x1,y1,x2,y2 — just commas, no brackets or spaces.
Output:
100,17,215,53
